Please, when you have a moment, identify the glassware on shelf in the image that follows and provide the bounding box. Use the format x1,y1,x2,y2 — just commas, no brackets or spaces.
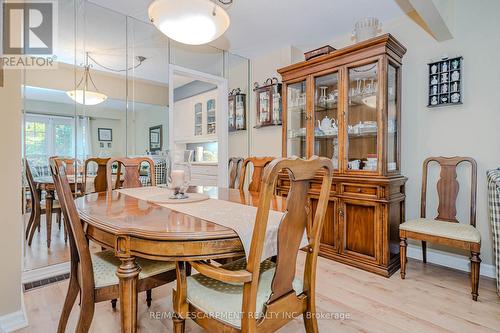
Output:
347,62,379,170
286,81,307,158
314,72,339,164
318,86,328,105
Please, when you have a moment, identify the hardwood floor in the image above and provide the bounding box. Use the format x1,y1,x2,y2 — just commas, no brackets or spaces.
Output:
23,213,70,270
17,255,500,333
23,214,100,271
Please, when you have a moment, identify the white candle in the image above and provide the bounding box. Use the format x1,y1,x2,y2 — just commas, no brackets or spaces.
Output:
171,170,185,189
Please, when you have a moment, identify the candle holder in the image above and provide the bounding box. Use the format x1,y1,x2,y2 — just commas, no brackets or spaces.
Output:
167,151,193,200
170,186,189,200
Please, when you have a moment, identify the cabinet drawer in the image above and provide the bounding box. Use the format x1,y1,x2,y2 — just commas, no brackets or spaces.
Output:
341,183,378,198
191,165,218,176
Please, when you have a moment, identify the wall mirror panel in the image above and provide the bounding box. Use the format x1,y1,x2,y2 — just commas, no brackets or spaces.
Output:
21,0,251,274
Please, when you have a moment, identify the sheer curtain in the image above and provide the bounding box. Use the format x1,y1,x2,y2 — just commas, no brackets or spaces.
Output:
76,116,92,161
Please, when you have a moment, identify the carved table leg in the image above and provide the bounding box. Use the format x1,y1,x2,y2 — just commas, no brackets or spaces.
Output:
400,237,407,279
470,251,481,301
173,261,188,333
117,257,140,333
45,190,54,248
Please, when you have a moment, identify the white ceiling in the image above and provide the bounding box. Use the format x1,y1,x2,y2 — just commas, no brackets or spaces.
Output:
88,0,408,58
53,0,408,86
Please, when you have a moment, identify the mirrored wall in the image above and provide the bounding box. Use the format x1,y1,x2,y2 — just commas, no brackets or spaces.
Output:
21,0,251,272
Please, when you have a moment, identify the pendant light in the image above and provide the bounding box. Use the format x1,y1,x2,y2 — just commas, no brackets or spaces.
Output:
148,0,231,45
66,53,108,106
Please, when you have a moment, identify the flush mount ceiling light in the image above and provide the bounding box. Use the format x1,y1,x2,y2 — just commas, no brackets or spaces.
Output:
148,0,231,45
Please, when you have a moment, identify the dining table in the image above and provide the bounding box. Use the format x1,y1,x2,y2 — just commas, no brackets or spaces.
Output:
75,186,286,333
33,175,82,247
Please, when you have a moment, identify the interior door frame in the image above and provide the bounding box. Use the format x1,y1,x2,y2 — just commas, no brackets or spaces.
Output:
168,64,229,187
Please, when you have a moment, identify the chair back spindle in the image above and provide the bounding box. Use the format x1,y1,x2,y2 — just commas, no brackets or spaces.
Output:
239,156,275,192
228,157,244,189
83,157,115,194
106,157,155,190
421,156,477,226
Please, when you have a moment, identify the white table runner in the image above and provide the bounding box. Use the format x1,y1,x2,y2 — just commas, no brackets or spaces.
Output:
117,187,308,261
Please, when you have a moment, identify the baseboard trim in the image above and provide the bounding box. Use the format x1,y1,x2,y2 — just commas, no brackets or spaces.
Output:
22,261,70,284
407,244,496,279
0,293,28,332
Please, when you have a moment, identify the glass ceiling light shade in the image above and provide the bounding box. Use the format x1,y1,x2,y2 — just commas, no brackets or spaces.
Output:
66,88,107,106
148,0,230,45
66,53,108,106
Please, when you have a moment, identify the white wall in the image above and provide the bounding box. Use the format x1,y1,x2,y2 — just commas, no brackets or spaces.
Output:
247,0,500,266
250,46,304,157
132,106,169,155
0,69,24,328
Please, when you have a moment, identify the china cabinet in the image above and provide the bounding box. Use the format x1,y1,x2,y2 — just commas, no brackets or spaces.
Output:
277,34,407,276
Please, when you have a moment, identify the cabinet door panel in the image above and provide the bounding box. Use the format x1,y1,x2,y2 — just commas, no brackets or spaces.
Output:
341,199,381,262
311,198,338,252
285,80,307,158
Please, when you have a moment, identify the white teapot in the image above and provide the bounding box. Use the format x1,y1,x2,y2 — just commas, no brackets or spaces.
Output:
317,116,333,131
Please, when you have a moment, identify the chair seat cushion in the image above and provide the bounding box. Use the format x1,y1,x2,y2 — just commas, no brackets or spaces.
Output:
400,218,480,243
184,258,303,328
92,250,176,288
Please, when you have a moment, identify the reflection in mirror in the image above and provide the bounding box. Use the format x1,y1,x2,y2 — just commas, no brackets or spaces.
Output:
20,0,251,276
171,71,221,186
227,53,250,187
22,0,79,272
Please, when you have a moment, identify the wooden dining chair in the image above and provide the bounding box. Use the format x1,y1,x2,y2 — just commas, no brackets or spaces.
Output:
106,157,155,190
25,159,63,246
238,156,275,192
82,157,119,194
49,157,177,333
173,156,333,333
50,157,85,198
228,157,244,189
399,156,481,300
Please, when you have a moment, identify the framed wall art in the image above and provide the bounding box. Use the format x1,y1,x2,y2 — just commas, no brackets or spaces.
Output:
97,128,112,141
149,125,162,152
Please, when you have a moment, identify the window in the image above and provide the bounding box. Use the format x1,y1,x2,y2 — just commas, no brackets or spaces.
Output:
24,114,75,175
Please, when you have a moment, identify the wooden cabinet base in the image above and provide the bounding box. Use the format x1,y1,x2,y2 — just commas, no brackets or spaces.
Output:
318,246,401,277
278,173,406,277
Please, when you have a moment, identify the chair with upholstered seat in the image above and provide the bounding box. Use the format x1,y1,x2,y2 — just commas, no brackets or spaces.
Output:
25,159,63,246
172,156,333,333
49,157,177,332
399,156,481,300
238,156,275,192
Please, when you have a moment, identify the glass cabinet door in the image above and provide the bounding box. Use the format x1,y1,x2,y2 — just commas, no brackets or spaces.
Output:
286,80,307,158
387,64,398,172
314,72,339,169
346,62,379,172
